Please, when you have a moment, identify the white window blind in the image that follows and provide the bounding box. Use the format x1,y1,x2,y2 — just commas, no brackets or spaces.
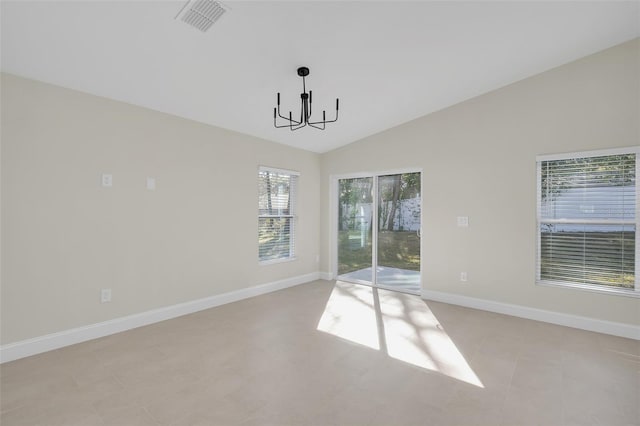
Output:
258,167,299,263
536,148,638,295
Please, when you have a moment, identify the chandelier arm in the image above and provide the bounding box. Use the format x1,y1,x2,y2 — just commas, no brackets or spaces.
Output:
276,93,303,124
278,112,301,125
274,111,296,128
308,109,326,125
308,98,339,125
275,115,302,127
275,121,295,128
308,112,337,125
308,115,337,125
280,111,302,125
276,106,288,121
274,108,289,128
289,120,306,131
307,121,325,130
277,105,301,124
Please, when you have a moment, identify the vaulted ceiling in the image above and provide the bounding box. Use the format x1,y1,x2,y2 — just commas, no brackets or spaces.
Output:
2,1,638,153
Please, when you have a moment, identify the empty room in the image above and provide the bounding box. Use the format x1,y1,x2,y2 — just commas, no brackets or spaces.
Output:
1,1,639,425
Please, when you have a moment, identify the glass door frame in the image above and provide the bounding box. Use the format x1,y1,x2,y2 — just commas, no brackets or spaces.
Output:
329,168,423,295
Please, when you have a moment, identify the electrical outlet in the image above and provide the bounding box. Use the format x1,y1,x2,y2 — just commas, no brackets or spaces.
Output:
460,272,468,282
101,288,112,303
146,177,156,190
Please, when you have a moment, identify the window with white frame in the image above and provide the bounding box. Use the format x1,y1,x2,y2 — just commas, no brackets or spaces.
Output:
536,147,639,296
258,167,298,263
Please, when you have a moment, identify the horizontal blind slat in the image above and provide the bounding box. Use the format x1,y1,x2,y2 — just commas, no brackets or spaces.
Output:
538,152,636,290
258,169,297,262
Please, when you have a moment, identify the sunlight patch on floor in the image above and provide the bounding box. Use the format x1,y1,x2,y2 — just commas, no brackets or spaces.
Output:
317,281,380,350
317,281,484,387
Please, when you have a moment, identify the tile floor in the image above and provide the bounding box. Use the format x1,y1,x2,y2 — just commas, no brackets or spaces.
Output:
1,280,638,426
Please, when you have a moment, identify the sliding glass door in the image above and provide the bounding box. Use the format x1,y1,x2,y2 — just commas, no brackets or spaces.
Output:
337,177,374,284
337,172,421,294
377,173,421,293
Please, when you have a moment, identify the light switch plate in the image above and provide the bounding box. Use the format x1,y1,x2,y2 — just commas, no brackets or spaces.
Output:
457,216,469,227
101,174,113,187
146,177,156,190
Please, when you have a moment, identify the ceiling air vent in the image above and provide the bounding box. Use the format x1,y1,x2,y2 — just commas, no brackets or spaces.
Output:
175,0,228,32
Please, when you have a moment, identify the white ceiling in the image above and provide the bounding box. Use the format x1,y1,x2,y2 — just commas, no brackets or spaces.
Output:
2,1,639,153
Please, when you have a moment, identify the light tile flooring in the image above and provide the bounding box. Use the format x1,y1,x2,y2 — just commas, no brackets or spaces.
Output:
1,280,638,426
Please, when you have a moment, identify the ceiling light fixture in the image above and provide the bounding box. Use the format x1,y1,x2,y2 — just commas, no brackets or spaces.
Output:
274,67,339,131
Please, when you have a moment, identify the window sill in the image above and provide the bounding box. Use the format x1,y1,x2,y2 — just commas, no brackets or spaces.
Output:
259,257,297,266
536,279,640,298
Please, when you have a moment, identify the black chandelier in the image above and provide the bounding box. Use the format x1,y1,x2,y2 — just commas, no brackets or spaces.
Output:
273,67,339,131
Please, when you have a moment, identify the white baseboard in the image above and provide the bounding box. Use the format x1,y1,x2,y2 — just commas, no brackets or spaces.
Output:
422,290,640,340
0,272,321,363
319,271,333,281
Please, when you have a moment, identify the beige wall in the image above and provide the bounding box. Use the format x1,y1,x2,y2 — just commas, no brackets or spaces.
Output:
1,74,321,344
320,38,640,326
2,38,638,346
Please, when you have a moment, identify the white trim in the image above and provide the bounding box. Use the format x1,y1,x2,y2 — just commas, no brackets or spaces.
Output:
422,290,640,340
536,160,542,282
536,145,640,162
0,272,320,364
329,175,337,282
419,170,425,296
539,218,635,225
636,153,640,292
258,165,300,176
319,271,333,280
258,256,297,266
372,175,379,285
537,279,640,298
330,167,424,179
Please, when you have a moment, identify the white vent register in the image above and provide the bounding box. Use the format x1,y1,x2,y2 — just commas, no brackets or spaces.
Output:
175,0,228,32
